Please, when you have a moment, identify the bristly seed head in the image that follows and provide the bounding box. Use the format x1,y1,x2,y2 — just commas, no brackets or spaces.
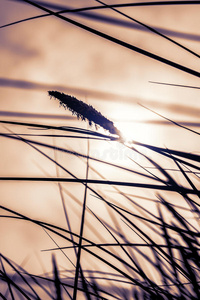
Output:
48,91,120,136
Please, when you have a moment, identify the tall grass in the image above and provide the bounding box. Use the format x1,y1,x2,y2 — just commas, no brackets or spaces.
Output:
0,1,200,299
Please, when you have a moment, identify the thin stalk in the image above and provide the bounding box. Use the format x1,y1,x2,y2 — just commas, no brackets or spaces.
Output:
73,139,90,300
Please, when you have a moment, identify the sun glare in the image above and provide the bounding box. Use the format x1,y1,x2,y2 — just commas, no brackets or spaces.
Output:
110,102,159,144
115,120,155,145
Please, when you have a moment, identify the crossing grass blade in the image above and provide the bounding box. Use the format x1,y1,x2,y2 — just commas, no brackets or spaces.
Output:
1,1,200,299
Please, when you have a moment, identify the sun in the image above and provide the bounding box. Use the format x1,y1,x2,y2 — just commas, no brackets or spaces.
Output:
109,102,156,144
115,120,155,145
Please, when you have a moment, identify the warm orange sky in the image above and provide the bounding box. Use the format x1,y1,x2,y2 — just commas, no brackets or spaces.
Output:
0,1,200,297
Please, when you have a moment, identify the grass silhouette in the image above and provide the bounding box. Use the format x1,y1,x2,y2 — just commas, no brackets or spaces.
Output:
0,1,200,299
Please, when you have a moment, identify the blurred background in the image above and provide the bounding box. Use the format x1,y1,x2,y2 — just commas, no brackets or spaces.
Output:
0,0,200,297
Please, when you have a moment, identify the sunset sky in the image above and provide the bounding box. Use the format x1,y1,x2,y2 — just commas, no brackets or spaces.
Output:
0,1,200,298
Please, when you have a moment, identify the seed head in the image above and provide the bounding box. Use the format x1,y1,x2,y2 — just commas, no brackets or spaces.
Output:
48,91,120,136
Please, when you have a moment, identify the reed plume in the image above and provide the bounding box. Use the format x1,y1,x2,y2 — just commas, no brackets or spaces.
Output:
48,91,120,136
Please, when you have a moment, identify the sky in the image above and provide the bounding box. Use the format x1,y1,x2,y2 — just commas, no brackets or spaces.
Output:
0,0,200,297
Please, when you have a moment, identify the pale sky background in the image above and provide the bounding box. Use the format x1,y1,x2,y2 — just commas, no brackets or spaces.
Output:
0,0,200,297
